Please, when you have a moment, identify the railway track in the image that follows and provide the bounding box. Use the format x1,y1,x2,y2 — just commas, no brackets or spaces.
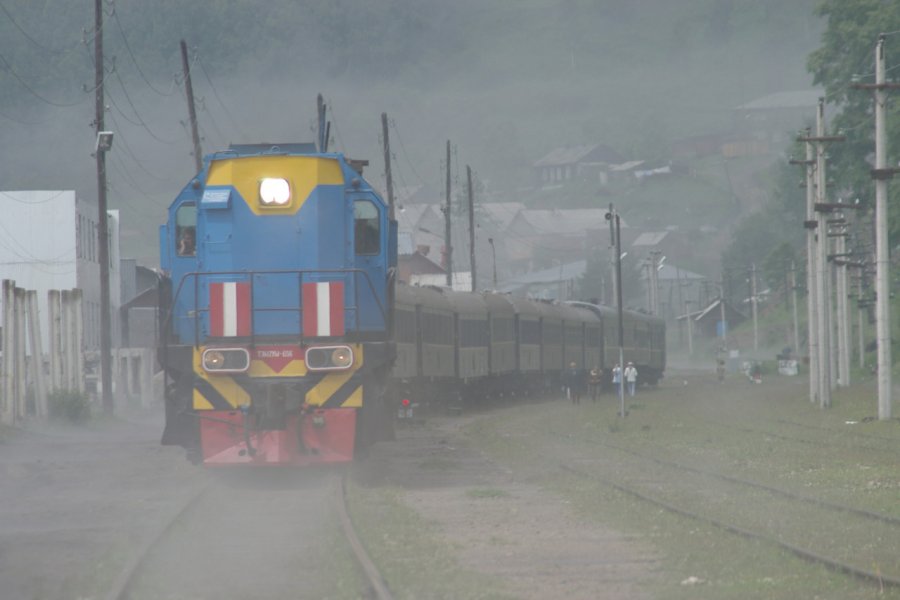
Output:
552,429,900,590
105,473,394,600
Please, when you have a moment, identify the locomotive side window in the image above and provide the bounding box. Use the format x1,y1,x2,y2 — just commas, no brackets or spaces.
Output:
175,203,197,256
354,199,380,255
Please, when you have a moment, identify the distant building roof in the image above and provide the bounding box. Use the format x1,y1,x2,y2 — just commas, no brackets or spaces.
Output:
735,90,821,111
480,202,525,230
657,264,705,281
499,260,587,292
516,208,624,236
632,231,668,247
533,144,623,168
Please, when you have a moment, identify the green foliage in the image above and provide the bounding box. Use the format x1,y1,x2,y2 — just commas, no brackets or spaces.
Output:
48,389,91,423
807,1,900,241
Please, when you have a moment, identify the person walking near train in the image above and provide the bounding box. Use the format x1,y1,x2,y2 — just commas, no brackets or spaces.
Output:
624,361,638,397
588,367,603,402
611,363,622,397
562,361,585,404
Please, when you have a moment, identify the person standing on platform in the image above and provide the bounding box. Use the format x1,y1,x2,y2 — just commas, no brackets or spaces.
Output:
624,362,638,397
611,363,622,398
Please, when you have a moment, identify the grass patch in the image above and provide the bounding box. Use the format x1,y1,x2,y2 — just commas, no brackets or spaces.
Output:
345,482,512,599
462,377,900,599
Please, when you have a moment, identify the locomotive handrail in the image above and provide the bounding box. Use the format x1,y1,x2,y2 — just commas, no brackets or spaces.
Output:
162,268,388,348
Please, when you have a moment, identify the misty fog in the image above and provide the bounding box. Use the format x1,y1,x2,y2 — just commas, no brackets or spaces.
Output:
0,0,822,264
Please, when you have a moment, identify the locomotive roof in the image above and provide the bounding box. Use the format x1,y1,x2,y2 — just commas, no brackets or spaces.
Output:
225,143,318,155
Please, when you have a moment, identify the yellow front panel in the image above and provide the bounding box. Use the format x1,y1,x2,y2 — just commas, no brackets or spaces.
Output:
206,155,344,215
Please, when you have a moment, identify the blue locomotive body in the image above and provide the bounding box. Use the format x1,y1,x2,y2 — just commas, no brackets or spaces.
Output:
158,143,397,466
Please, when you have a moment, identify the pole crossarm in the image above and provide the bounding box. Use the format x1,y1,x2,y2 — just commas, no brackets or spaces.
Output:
851,82,900,90
814,202,861,212
871,167,900,180
797,135,846,143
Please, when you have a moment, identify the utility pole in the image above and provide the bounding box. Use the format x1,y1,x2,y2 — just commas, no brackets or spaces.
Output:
606,205,626,418
829,213,850,386
792,130,818,404
488,238,498,288
444,141,453,288
854,36,898,420
94,0,113,415
857,271,865,370
718,280,727,349
803,100,844,407
180,40,202,174
750,263,759,351
381,113,395,220
685,299,694,357
467,165,476,292
790,261,800,356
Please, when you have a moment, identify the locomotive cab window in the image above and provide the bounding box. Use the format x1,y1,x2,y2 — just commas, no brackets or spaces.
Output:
175,203,197,256
354,200,380,255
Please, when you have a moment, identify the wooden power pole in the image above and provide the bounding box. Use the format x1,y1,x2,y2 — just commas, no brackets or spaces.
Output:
444,141,452,288
467,165,476,292
381,113,395,220
180,39,203,174
95,0,113,415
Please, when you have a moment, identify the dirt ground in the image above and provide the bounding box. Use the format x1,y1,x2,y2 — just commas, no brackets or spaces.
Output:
0,412,202,600
354,406,662,599
2,400,661,600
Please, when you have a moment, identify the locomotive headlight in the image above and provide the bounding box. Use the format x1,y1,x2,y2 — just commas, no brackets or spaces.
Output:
305,345,354,371
202,348,250,373
259,178,290,205
331,347,353,368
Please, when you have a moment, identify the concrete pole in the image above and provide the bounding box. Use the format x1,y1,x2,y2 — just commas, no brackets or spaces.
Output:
73,289,85,394
874,37,892,419
14,287,27,420
858,273,865,370
836,223,850,386
60,290,71,390
790,262,800,356
804,134,819,404
2,280,15,424
751,263,759,351
815,100,832,408
48,290,61,392
685,300,694,356
26,291,47,418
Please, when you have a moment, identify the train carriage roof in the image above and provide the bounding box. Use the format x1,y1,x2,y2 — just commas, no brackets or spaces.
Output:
503,295,544,320
395,283,455,313
441,288,488,317
481,291,515,315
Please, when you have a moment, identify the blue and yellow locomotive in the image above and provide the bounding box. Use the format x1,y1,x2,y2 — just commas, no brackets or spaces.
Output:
159,143,396,466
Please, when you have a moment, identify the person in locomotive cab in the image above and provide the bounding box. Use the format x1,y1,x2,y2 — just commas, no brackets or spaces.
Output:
588,367,603,402
177,227,195,256
624,361,638,397
562,361,585,405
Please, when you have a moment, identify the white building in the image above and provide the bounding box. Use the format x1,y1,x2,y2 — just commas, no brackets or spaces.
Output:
0,190,120,351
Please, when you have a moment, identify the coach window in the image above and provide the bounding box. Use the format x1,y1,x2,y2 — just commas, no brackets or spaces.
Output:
176,203,197,257
354,199,380,255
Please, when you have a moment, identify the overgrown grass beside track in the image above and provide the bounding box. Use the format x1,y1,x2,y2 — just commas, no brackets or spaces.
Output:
464,373,900,599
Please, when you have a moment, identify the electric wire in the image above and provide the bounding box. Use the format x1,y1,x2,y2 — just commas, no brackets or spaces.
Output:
109,68,178,143
389,119,425,185
195,53,247,139
0,1,85,56
110,7,177,97
0,50,85,107
104,109,174,182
